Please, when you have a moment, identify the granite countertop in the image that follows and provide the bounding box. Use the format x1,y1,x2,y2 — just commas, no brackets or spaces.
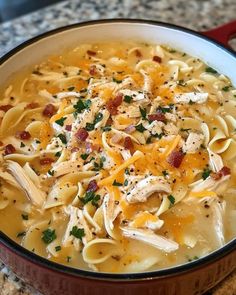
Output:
0,0,236,294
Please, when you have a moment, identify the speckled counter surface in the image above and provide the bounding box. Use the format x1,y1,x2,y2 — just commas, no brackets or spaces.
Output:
0,0,236,294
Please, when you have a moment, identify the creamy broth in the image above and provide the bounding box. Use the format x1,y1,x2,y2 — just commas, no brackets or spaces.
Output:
0,41,236,273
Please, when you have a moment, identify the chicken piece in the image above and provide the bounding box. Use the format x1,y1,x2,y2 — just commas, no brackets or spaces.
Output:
174,92,208,104
6,160,45,207
183,132,204,154
121,227,178,252
126,176,171,203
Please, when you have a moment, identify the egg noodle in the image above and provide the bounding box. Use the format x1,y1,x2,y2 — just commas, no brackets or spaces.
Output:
0,41,236,273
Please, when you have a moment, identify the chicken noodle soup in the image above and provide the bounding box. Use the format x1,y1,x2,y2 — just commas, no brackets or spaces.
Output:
0,42,236,273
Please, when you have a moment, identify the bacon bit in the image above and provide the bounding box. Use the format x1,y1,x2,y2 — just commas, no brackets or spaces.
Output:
152,56,162,63
4,144,16,155
42,104,56,117
125,125,136,134
167,149,185,168
39,158,54,165
124,136,134,150
0,105,13,112
87,50,96,56
25,102,40,109
148,111,166,123
106,117,113,126
106,94,123,115
89,65,97,75
75,128,89,141
16,131,31,140
212,166,231,180
65,124,72,131
87,180,99,192
135,49,142,58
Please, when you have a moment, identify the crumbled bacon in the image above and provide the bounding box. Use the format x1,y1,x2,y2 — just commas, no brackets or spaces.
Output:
39,158,54,165
65,124,72,131
87,50,96,56
135,49,142,58
25,102,39,109
75,128,89,141
16,131,31,140
0,105,13,112
89,65,97,75
167,149,185,168
148,111,166,123
124,136,134,150
212,166,231,180
87,180,99,192
71,147,80,153
152,56,162,63
4,144,16,155
106,94,123,115
42,104,56,117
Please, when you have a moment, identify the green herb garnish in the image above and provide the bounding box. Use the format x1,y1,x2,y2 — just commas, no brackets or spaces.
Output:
135,123,146,133
55,246,61,252
81,153,89,160
55,117,66,126
222,86,231,92
168,195,175,206
162,170,169,177
202,167,211,180
113,77,122,83
41,229,57,244
79,191,101,207
20,142,25,147
124,95,132,103
205,67,218,74
70,226,85,240
112,180,123,186
139,107,147,119
55,151,61,157
94,113,103,125
102,125,112,132
68,86,75,91
57,134,67,144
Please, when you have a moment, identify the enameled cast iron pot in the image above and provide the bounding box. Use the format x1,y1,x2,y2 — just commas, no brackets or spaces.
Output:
0,19,236,295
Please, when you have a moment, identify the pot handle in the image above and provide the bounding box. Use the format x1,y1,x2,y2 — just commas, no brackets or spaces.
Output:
201,20,236,49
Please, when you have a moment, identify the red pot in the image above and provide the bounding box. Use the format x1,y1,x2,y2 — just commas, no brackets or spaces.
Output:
0,19,236,295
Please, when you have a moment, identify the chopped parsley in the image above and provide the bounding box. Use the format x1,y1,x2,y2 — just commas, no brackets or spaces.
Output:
168,195,175,206
85,122,95,131
135,123,146,133
205,67,218,74
81,153,89,160
125,168,130,175
17,231,26,238
55,245,61,252
188,100,195,105
21,214,29,220
79,191,101,207
57,134,67,144
112,180,123,186
55,151,61,157
157,104,174,114
92,158,105,171
113,77,122,83
55,117,66,126
48,169,55,176
20,142,25,148
70,226,85,240
202,167,211,180
94,112,103,125
124,179,129,186
73,99,91,113
162,170,169,177
41,229,57,244
124,95,132,103
222,86,231,92
68,86,75,91
139,107,147,119
102,125,112,132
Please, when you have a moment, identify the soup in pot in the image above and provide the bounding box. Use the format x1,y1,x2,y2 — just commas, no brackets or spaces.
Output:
0,41,236,273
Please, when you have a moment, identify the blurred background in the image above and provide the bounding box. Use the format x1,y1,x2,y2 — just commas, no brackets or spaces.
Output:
0,0,235,58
